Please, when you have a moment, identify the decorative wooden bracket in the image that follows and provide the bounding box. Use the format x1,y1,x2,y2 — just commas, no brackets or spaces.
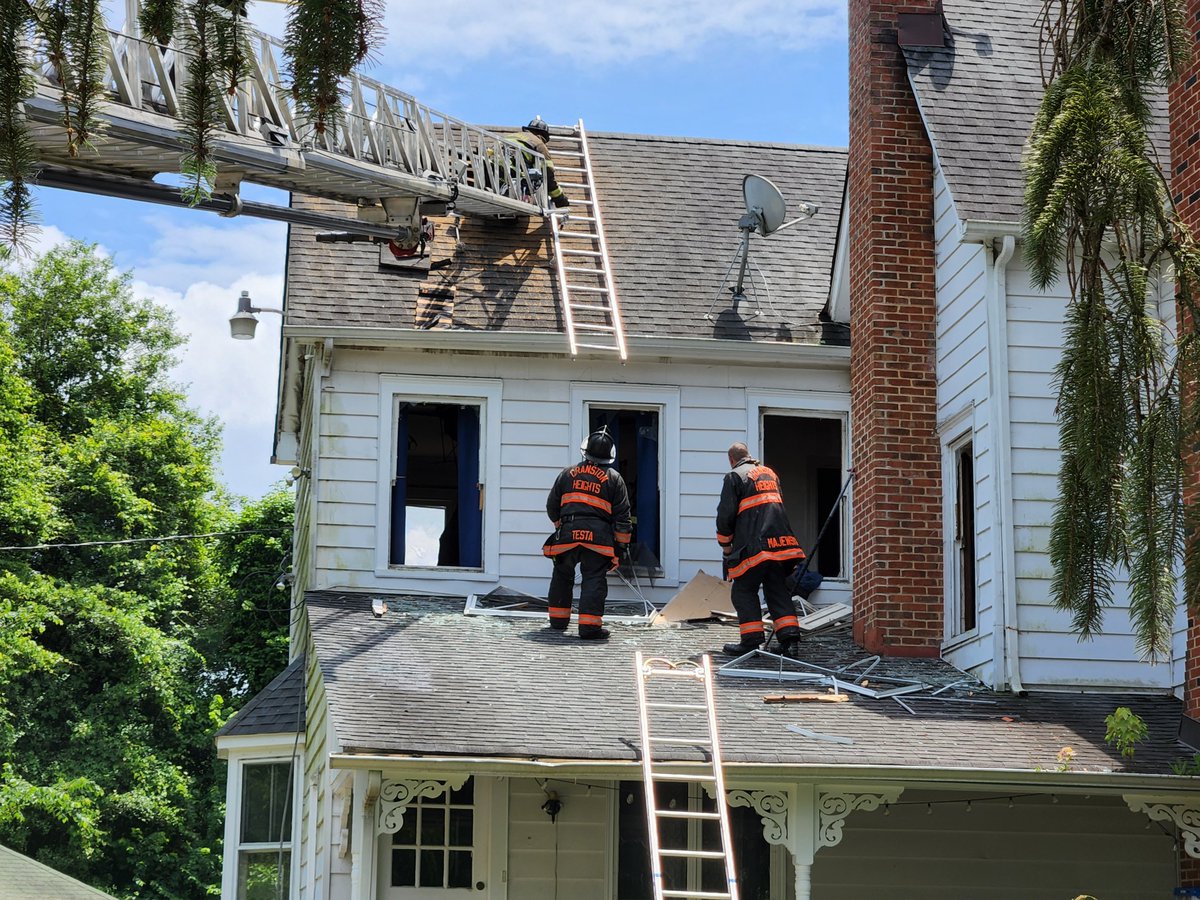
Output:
377,776,470,835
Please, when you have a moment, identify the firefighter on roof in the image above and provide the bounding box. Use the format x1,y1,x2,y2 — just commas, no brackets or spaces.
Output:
716,442,807,657
543,427,632,641
512,116,570,209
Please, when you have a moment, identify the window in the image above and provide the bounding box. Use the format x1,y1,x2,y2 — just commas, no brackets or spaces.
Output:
380,776,498,898
375,376,502,580
761,413,846,578
236,761,295,900
570,384,680,583
588,407,662,565
616,782,772,900
389,403,482,569
951,436,977,635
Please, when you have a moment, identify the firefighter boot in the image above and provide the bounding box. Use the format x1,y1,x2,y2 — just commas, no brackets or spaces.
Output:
579,626,610,641
722,635,764,656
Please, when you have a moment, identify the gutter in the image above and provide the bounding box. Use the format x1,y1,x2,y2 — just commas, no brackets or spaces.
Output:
280,325,852,369
986,235,1024,693
961,218,1023,244
327,752,1200,792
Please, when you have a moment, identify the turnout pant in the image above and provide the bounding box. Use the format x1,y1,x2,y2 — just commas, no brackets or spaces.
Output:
730,560,801,645
547,546,610,633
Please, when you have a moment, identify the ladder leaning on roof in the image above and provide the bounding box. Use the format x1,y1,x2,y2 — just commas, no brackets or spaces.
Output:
634,652,740,900
548,119,629,359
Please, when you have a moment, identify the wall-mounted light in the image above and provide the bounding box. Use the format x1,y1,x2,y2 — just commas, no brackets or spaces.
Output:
229,289,284,340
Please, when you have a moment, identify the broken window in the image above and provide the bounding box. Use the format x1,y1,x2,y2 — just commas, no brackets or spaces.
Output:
616,781,772,899
761,414,844,578
951,436,977,634
389,403,482,569
588,406,662,569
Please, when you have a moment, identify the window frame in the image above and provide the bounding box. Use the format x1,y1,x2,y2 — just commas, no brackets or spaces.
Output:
746,389,852,605
942,416,981,644
220,738,304,900
374,375,503,582
376,776,501,899
570,383,681,585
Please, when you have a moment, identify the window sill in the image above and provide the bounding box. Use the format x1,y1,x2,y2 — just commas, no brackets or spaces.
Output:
942,627,981,653
375,566,498,583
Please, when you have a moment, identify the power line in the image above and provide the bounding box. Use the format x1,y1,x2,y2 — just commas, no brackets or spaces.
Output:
0,528,287,552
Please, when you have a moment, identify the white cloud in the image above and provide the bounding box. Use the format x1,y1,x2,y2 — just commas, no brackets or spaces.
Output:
131,215,287,295
396,0,846,64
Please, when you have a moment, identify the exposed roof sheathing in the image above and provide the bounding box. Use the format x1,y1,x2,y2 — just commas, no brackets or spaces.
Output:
284,133,848,345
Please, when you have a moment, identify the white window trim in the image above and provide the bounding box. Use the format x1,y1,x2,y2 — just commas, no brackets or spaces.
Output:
746,389,852,603
375,375,503,582
375,776,506,898
570,383,682,586
940,405,980,645
220,738,304,900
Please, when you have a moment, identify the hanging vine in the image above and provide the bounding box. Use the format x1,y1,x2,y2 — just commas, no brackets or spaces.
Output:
0,0,382,240
285,0,382,140
1025,0,1200,659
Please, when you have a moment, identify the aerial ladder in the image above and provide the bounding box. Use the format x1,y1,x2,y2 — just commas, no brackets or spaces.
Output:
23,0,549,249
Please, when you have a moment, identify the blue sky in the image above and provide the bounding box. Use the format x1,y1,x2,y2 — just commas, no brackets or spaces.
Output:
30,0,849,499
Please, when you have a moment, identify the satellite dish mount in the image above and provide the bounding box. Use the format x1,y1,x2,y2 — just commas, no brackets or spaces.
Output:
709,175,818,323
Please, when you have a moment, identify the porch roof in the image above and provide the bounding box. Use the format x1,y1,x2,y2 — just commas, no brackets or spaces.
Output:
306,591,1186,779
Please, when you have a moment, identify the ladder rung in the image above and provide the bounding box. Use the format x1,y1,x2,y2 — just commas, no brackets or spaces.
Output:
649,773,717,783
569,302,611,313
563,265,603,275
568,285,609,294
655,809,722,820
576,324,616,333
576,342,619,351
558,231,600,239
557,166,586,173
572,198,594,205
560,248,603,258
660,849,728,860
564,215,597,222
553,150,584,157
662,891,732,899
559,182,587,189
646,702,709,711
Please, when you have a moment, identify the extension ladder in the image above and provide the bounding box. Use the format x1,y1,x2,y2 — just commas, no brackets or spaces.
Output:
548,119,629,359
634,652,740,900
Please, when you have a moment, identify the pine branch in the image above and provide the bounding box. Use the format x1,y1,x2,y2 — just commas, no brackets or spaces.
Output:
178,0,221,203
0,0,38,248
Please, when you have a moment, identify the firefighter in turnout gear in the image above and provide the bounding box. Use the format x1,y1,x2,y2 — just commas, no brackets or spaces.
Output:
512,116,570,209
543,427,632,640
716,442,807,657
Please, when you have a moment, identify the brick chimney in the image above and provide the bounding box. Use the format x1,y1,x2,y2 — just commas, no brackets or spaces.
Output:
848,0,944,656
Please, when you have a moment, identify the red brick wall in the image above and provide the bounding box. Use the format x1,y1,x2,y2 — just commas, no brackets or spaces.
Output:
1174,0,1200,725
848,0,943,657
1181,854,1200,890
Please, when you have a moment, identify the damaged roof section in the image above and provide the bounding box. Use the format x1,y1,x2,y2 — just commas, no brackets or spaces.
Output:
284,133,848,345
307,592,1183,775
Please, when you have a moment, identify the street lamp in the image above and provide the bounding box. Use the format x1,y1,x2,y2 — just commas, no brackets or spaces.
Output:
229,290,283,340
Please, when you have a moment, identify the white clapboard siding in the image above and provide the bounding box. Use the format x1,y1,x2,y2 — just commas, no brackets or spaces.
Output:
1004,260,1183,689
308,347,849,602
506,779,611,900
814,791,1173,899
299,648,332,900
933,167,997,681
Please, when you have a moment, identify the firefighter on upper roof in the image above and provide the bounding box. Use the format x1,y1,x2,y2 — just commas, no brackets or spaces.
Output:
512,116,570,209
716,441,808,658
543,427,632,641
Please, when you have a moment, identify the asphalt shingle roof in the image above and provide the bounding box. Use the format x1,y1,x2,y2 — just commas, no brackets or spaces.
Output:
284,133,848,345
216,654,306,738
0,844,116,899
904,0,1168,225
307,592,1184,776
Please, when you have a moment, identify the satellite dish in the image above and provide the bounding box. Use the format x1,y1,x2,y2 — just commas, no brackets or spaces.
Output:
743,174,788,235
709,174,819,317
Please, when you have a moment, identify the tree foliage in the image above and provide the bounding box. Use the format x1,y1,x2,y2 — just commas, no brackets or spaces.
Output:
0,241,292,898
1026,0,1199,659
0,0,382,238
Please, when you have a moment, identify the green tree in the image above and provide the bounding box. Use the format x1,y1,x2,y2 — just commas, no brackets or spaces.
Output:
1024,0,1199,659
0,241,292,898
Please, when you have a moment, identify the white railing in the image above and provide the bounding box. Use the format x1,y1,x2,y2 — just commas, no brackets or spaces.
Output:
29,0,547,212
